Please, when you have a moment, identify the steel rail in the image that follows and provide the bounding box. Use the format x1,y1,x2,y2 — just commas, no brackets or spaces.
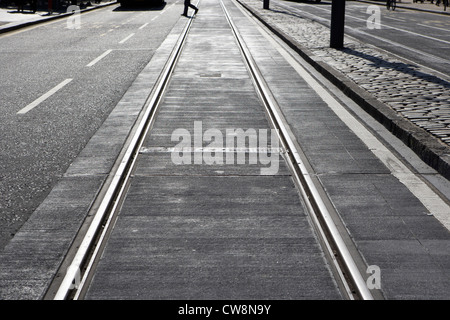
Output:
52,0,373,300
220,0,374,300
52,10,197,300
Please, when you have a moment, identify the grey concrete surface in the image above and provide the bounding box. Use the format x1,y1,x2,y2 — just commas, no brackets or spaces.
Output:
85,0,342,299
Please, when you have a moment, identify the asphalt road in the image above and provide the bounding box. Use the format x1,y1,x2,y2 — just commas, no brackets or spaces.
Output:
272,0,450,76
0,1,185,250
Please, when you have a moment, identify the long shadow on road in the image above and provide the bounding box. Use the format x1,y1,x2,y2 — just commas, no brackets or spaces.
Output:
341,47,450,90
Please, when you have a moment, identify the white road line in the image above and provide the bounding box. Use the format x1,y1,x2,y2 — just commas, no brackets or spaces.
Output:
384,16,405,22
151,16,159,21
277,2,450,66
17,79,73,115
139,22,149,30
119,33,135,44
351,27,450,65
300,2,450,45
86,49,112,67
418,23,450,32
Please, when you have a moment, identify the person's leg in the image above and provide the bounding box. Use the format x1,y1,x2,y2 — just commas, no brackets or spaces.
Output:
182,0,189,15
189,3,198,14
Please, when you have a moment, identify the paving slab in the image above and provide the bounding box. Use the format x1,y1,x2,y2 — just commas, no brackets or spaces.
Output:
84,0,342,299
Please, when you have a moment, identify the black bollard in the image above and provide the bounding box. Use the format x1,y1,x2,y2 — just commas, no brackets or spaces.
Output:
263,0,269,9
330,0,346,49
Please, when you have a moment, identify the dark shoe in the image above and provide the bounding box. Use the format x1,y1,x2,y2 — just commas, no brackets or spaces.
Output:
194,8,198,14
181,13,188,16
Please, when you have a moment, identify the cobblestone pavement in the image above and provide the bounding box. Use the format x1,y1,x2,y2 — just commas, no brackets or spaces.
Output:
239,0,450,147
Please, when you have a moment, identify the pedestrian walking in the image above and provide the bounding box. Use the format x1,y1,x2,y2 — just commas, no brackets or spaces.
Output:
182,0,198,17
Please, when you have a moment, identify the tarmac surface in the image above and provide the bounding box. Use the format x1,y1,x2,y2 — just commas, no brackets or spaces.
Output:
83,0,344,299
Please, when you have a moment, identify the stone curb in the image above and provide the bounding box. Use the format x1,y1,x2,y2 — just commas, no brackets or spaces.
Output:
236,0,450,180
0,1,118,34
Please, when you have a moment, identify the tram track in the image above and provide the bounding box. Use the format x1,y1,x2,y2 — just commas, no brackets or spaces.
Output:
220,0,373,300
47,0,375,300
47,8,197,300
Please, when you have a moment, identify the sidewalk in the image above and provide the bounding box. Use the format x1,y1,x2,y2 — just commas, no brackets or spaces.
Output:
0,7,55,27
238,0,450,180
0,1,117,32
0,0,449,300
84,0,346,299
